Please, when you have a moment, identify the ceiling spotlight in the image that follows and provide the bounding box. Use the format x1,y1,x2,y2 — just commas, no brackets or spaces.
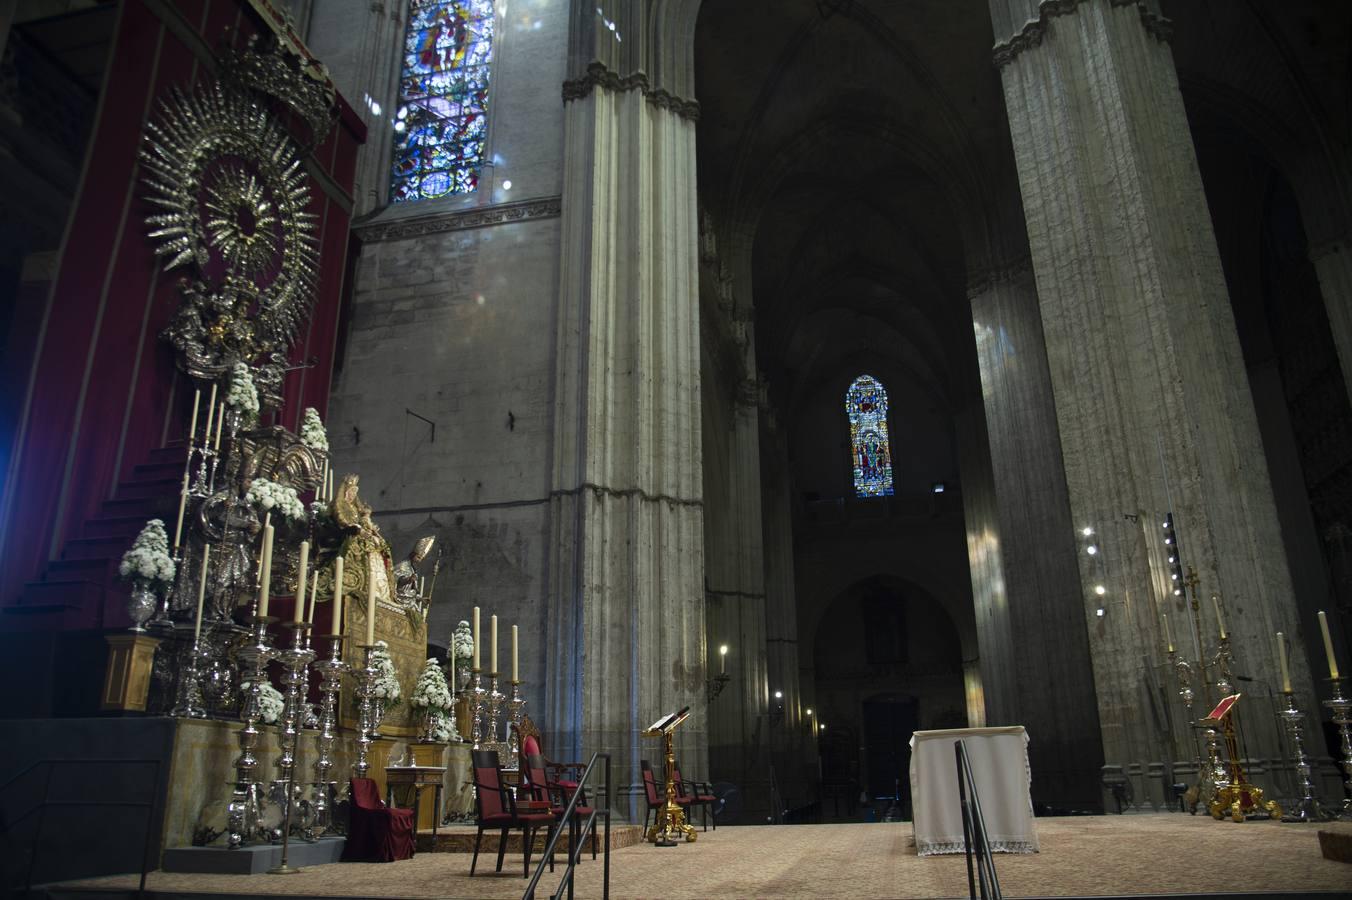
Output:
502,179,513,190
1173,588,1183,596
1171,573,1179,581
1094,585,1106,596
1164,537,1173,545
1096,607,1105,617
932,482,946,493
1162,521,1170,529
774,690,783,699
1082,527,1094,537
1086,545,1098,556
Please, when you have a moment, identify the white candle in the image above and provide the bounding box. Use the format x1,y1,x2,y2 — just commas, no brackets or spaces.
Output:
330,556,344,635
1162,613,1174,653
294,540,309,624
307,570,320,625
1211,594,1226,640
172,472,190,550
318,459,328,501
472,606,481,670
512,625,519,682
213,402,225,450
202,383,218,449
194,545,211,643
187,388,201,445
419,575,426,598
258,523,274,618
490,614,498,674
325,468,333,502
1277,631,1292,693
721,645,727,674
1318,611,1340,680
365,558,376,646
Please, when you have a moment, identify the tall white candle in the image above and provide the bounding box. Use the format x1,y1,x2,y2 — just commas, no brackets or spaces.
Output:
294,540,310,624
307,570,320,625
257,523,274,618
1277,631,1292,693
325,469,333,502
213,402,225,450
1211,594,1226,640
202,383,218,449
318,460,328,501
1318,611,1340,680
419,575,426,598
187,388,201,445
472,606,481,670
330,556,344,635
365,558,376,646
512,625,519,682
172,472,190,550
194,545,211,643
490,614,498,674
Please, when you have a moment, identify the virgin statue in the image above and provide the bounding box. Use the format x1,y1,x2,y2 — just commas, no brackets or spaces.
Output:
331,473,395,610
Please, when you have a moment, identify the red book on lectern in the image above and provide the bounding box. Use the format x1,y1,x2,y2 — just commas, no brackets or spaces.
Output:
1203,693,1241,723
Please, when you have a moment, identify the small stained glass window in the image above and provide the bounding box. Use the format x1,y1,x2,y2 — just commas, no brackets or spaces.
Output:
391,0,494,202
847,374,894,497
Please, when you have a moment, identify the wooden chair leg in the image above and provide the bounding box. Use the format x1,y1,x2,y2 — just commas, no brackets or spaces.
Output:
471,826,484,875
496,827,509,872
523,825,532,878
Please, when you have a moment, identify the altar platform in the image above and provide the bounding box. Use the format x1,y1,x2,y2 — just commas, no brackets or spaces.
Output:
37,815,1352,899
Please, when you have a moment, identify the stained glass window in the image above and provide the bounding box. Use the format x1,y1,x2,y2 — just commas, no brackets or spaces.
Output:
391,0,494,202
847,375,894,497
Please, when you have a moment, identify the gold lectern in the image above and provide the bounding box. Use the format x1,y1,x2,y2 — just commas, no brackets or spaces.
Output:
642,706,697,845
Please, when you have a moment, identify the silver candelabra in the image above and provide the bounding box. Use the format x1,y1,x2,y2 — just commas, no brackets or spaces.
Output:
470,668,485,749
1323,677,1352,821
1278,689,1331,822
269,622,314,873
310,633,346,837
353,644,380,778
487,673,503,750
169,623,207,718
507,680,526,765
228,616,275,849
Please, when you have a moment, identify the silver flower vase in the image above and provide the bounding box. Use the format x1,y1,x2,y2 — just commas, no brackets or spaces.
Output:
127,581,159,632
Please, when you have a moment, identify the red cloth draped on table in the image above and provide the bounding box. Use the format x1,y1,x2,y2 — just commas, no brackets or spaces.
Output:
343,778,415,862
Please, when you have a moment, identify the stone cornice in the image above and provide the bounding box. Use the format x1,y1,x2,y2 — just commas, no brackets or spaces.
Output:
992,0,1172,69
966,256,1034,299
562,61,701,122
354,195,562,243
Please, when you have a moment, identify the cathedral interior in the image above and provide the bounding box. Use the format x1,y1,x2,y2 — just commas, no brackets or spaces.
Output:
1,0,1352,888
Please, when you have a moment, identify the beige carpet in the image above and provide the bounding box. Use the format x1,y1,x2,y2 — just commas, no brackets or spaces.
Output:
56,815,1352,899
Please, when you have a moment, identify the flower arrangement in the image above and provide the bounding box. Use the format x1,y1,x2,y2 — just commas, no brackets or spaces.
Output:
428,710,458,743
411,657,453,711
245,477,306,522
300,407,329,453
242,679,285,724
225,362,260,426
451,620,474,662
119,519,175,588
371,641,401,705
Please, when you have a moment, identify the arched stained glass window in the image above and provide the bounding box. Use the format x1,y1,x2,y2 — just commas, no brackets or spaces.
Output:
391,0,494,202
847,374,894,497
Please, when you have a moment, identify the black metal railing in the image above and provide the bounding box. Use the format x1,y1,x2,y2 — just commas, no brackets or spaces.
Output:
955,740,1002,900
1,757,163,897
522,751,611,900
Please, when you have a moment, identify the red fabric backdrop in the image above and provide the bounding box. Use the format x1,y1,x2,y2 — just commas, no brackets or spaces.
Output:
0,0,365,629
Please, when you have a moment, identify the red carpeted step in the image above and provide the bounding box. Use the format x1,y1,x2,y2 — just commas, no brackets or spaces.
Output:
116,476,183,500
82,514,156,539
46,557,119,583
62,535,136,561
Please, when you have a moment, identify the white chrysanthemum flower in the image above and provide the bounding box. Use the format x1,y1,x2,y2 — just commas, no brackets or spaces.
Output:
119,519,175,588
411,657,453,710
225,363,261,425
300,407,329,453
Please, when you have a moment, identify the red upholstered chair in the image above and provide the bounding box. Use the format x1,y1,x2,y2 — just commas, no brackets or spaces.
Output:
640,759,691,834
342,777,415,862
524,752,596,861
516,723,587,803
673,763,717,831
471,749,556,877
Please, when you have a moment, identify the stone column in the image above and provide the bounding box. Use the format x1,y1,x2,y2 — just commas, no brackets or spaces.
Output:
545,8,705,819
1309,236,1352,405
989,0,1311,775
966,259,1104,808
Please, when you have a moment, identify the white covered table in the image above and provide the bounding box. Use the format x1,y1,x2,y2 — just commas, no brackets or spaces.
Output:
909,725,1038,857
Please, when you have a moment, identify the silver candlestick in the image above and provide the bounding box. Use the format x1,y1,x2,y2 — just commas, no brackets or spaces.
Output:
1278,689,1331,822
1323,676,1352,821
507,680,526,766
169,626,207,718
147,549,183,631
487,673,504,749
270,622,314,873
309,634,346,838
354,644,379,778
470,668,485,749
228,615,275,849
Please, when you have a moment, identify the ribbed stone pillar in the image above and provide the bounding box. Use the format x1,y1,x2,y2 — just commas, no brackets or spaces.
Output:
967,259,1104,808
1310,236,1352,405
545,46,706,818
989,0,1312,777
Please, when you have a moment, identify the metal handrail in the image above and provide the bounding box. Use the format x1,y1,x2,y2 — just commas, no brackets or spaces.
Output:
3,757,164,897
955,740,1002,900
522,751,611,900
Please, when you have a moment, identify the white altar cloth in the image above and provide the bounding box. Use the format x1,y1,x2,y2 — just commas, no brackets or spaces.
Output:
909,725,1038,857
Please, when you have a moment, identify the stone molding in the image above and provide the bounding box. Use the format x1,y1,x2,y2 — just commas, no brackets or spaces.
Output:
354,195,562,243
561,61,701,122
551,481,704,509
991,0,1172,68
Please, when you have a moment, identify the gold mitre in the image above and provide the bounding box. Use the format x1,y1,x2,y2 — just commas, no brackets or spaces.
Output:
411,535,436,562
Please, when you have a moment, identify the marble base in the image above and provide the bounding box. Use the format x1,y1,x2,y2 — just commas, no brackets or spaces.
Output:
162,836,345,874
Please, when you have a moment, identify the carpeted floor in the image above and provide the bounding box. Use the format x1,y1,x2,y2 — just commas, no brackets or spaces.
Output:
53,815,1352,899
